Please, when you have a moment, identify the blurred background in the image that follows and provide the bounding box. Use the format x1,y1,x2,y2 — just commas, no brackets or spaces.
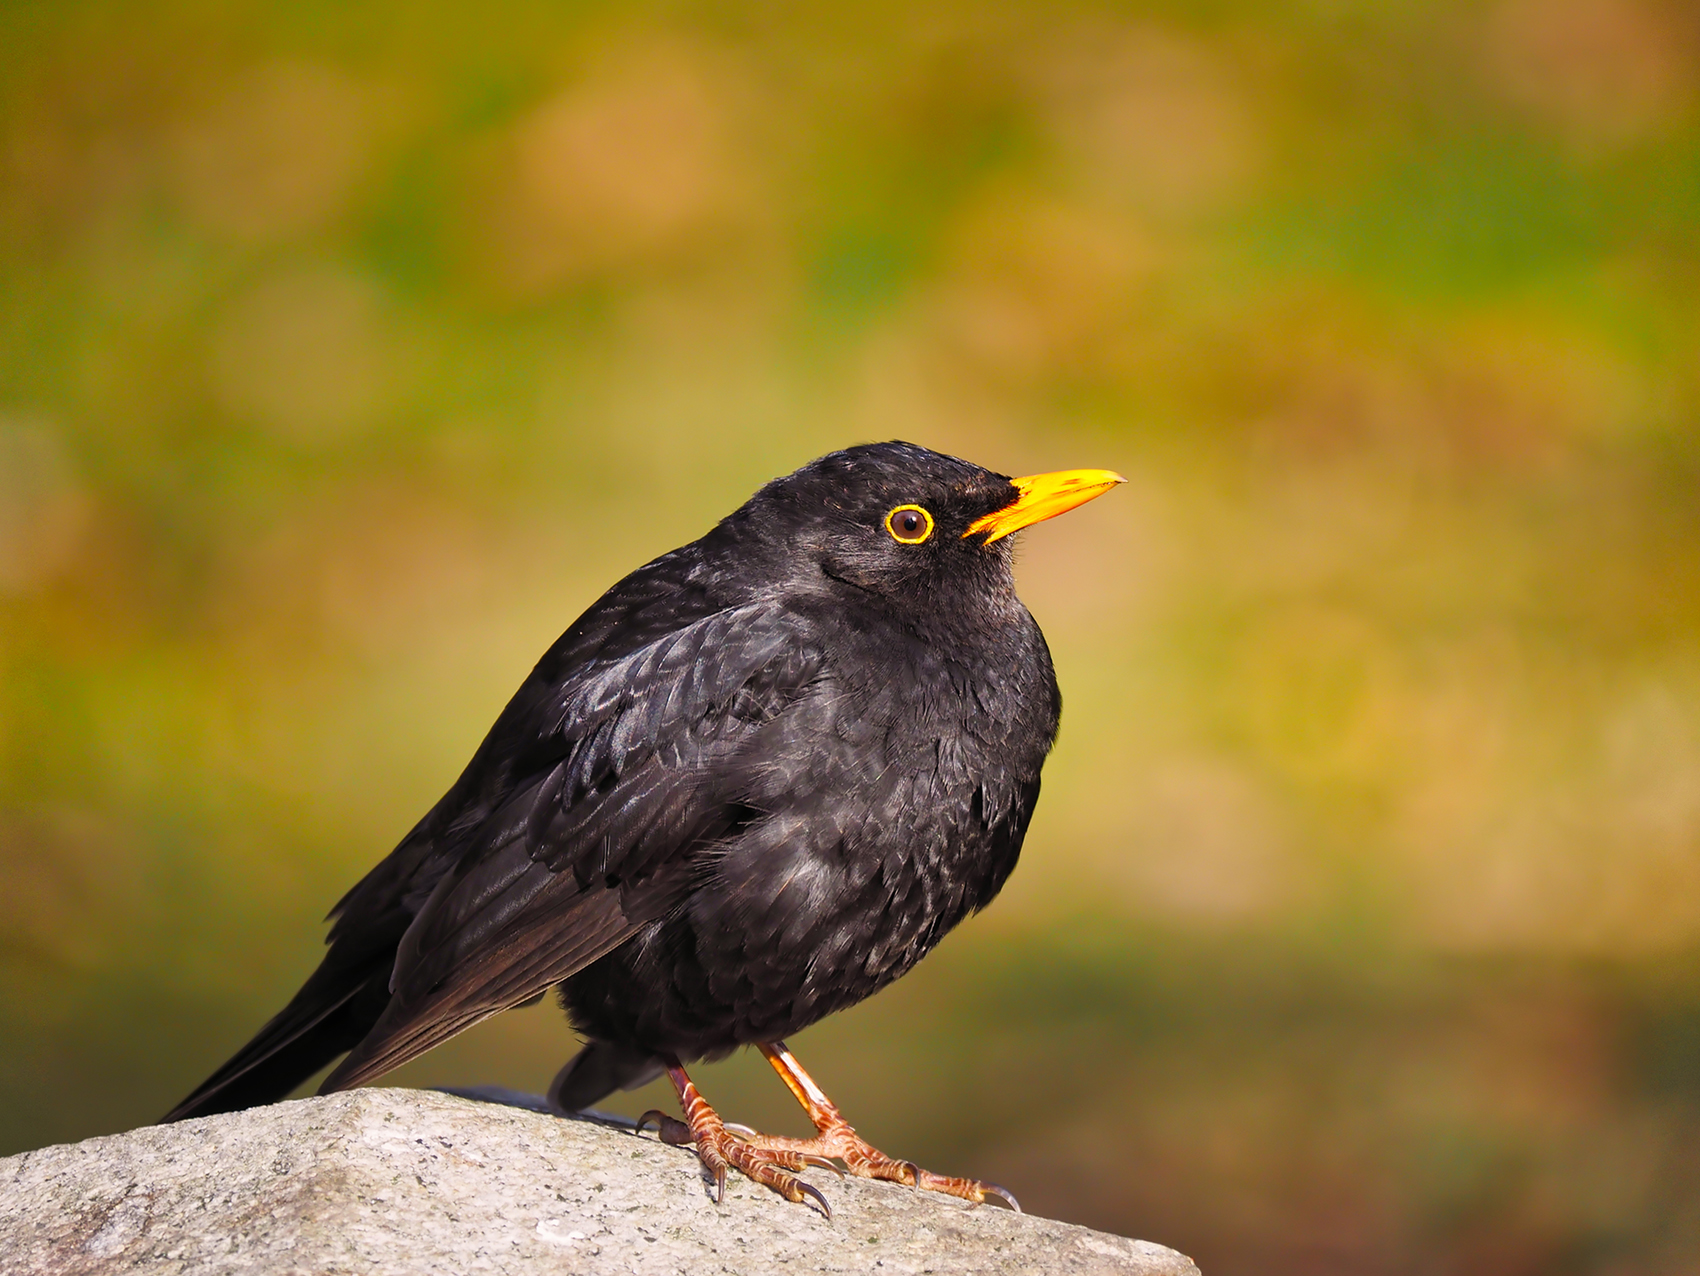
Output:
4,1,1700,1271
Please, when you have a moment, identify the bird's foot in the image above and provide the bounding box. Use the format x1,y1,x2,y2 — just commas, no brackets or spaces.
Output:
721,1118,1019,1210
637,1065,835,1217
751,1040,1020,1211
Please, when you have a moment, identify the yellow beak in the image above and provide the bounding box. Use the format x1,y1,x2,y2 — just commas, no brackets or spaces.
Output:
964,469,1126,544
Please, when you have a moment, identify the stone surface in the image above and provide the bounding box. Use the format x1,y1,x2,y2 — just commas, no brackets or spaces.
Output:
0,1089,1199,1275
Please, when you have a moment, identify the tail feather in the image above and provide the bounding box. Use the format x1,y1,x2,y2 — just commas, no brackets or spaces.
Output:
162,953,394,1122
546,1039,666,1114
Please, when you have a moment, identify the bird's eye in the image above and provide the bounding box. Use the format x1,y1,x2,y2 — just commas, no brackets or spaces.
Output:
884,504,934,545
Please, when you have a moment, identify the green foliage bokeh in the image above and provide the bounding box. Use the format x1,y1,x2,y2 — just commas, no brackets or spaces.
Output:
5,2,1700,1271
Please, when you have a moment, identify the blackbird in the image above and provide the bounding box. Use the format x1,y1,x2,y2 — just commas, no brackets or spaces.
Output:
164,441,1122,1214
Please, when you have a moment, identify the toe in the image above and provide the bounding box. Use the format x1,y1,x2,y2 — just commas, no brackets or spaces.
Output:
635,1110,696,1146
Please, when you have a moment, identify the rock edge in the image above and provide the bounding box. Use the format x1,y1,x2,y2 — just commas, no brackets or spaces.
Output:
0,1088,1198,1275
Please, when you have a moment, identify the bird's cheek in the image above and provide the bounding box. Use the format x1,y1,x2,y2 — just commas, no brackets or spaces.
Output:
818,552,883,593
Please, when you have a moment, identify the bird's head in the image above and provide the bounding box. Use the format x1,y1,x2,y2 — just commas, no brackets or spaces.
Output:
721,441,1124,618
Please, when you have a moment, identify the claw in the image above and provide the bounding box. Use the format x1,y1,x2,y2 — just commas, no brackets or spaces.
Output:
723,1122,758,1139
802,1153,845,1177
714,1162,727,1204
897,1159,921,1188
635,1109,665,1136
981,1182,1021,1213
794,1177,833,1220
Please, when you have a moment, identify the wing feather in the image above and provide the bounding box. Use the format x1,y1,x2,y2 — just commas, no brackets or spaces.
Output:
318,601,824,1092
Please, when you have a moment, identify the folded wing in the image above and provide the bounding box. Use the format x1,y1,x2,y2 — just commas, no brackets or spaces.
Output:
319,602,824,1092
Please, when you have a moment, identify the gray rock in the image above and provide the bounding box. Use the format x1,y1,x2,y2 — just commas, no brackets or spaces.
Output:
0,1088,1199,1275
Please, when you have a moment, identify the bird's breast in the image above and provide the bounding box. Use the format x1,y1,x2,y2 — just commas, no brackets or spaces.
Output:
562,604,1057,1055
696,631,1050,1001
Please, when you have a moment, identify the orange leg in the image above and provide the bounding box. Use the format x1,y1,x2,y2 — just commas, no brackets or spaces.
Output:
638,1059,835,1217
737,1041,1019,1211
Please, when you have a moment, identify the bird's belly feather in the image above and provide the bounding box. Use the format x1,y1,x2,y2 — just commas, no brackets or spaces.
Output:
561,679,1044,1059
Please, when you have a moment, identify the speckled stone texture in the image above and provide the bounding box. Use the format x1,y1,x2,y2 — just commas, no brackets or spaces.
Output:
0,1088,1198,1275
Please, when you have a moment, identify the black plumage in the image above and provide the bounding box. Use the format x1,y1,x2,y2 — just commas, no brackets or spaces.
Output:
164,441,1121,1211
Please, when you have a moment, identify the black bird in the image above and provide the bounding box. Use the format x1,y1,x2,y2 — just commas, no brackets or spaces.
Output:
164,441,1122,1214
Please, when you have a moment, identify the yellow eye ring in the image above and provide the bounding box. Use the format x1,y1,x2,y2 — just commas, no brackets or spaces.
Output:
885,504,934,545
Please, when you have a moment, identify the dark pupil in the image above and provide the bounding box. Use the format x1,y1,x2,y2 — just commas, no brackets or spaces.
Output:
899,511,922,535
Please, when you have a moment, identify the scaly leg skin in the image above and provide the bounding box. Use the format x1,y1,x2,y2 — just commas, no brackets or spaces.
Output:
637,1059,836,1218
726,1040,1020,1212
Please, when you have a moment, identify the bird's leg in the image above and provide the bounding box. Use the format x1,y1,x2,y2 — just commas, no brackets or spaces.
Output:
636,1058,834,1217
723,1040,1020,1211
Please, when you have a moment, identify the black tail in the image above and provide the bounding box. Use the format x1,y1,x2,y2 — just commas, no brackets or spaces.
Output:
162,951,396,1122
546,1039,666,1114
